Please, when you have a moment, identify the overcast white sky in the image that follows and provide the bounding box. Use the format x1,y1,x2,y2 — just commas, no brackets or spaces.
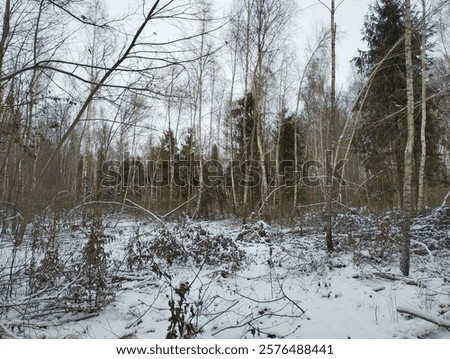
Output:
297,0,370,86
105,0,371,88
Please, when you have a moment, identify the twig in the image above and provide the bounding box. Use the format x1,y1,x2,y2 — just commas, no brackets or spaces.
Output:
441,191,450,208
162,193,200,219
126,287,163,329
231,291,287,304
411,240,434,264
0,321,19,339
278,283,307,315
124,199,166,226
197,300,240,333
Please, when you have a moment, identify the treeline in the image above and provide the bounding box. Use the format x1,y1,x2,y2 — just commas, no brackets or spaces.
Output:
1,0,450,237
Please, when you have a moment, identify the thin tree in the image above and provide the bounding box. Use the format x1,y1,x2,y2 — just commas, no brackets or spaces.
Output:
417,0,428,212
293,28,330,211
326,0,337,252
193,1,213,218
401,0,414,276
319,0,343,252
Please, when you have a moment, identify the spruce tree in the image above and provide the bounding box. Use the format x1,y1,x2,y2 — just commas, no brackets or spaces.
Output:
353,0,444,210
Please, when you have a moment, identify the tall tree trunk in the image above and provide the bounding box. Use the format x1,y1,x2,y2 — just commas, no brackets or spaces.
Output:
0,0,11,109
241,1,252,219
254,0,269,218
193,4,209,218
227,29,239,214
401,0,415,277
417,0,427,212
325,0,336,252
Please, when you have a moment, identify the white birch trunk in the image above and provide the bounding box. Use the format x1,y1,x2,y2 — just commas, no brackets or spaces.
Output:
401,0,415,277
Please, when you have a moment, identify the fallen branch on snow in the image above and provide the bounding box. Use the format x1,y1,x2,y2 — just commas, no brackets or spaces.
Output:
397,306,450,328
373,272,417,286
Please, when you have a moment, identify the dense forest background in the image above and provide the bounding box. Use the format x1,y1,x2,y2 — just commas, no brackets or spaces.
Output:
1,0,450,318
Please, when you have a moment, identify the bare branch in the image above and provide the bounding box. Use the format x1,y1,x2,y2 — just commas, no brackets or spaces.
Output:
47,0,113,28
36,0,162,183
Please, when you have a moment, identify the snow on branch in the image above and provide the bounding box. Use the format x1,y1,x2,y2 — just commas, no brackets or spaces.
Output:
441,190,450,208
397,306,450,328
0,322,19,339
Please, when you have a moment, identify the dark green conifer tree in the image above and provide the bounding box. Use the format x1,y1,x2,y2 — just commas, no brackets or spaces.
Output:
353,0,445,210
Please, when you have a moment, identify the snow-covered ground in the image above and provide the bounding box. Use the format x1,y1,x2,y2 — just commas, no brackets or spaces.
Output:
1,211,450,339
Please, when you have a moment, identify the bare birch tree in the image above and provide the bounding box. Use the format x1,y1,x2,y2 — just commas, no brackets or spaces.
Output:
417,0,428,212
401,0,414,276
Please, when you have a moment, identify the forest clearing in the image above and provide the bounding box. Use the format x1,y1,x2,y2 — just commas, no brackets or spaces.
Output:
1,0,450,339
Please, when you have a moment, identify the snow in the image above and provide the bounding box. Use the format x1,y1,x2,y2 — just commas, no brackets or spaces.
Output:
1,212,450,339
